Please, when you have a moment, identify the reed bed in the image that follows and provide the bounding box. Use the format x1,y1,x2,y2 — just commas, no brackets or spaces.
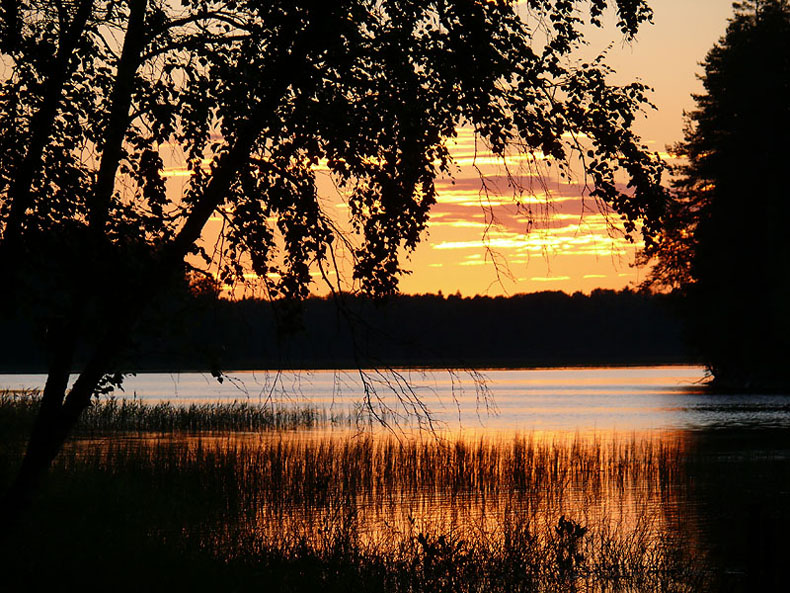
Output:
16,430,708,592
1,390,714,591
0,388,354,435
52,430,687,504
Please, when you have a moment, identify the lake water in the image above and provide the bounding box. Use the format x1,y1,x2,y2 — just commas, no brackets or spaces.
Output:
4,365,790,589
4,365,790,432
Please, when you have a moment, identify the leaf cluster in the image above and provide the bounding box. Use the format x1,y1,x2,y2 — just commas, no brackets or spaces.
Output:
0,0,664,310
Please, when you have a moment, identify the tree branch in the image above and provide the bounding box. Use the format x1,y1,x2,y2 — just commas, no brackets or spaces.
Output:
0,0,20,52
90,0,149,234
140,32,249,61
3,0,94,249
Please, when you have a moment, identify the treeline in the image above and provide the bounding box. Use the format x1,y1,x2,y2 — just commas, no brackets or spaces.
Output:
1,289,691,373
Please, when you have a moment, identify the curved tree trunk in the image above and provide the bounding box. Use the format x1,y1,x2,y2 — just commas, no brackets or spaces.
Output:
0,322,80,536
0,11,307,538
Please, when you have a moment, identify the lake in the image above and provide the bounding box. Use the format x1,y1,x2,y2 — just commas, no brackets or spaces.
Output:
3,365,790,590
4,364,789,432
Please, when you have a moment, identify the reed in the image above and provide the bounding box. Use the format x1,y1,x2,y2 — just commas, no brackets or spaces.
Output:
1,392,717,591
0,388,355,435
0,428,712,591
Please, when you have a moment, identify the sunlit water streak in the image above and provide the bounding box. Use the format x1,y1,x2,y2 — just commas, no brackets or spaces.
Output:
4,365,790,431
61,430,698,574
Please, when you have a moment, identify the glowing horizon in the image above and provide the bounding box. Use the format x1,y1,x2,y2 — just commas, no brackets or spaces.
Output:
189,1,736,299
393,0,735,297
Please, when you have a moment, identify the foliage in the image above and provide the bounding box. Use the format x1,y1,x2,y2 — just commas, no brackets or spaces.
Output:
0,1,664,309
643,0,790,389
0,0,666,508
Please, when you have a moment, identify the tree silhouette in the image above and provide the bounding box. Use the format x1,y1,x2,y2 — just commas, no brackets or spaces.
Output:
645,0,790,390
0,0,665,515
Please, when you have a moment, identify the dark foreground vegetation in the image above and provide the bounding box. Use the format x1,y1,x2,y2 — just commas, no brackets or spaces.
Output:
0,289,689,373
0,389,331,438
4,391,789,593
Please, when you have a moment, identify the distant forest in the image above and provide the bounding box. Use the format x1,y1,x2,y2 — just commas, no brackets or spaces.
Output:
1,290,692,373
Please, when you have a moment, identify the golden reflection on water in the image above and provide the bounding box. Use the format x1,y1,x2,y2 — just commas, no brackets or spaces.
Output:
259,431,692,549
66,428,702,569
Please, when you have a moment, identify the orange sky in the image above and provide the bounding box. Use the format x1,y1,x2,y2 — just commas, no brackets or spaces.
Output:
393,0,735,297
173,1,736,298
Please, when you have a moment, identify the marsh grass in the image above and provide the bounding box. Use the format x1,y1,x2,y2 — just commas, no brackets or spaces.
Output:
0,388,358,437
1,391,716,591
4,428,713,592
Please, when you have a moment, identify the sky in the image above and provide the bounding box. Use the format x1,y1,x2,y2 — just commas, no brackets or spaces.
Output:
182,1,738,299
391,0,737,297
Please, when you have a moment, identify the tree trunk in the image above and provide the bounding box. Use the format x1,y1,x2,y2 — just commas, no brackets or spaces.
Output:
0,7,310,537
0,321,81,537
90,0,149,233
1,395,74,514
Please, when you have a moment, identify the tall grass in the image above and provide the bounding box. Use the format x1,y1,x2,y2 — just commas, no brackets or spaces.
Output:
3,431,710,591
1,390,714,591
0,388,356,436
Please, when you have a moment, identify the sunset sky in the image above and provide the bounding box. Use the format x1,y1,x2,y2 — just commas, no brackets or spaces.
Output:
171,1,737,298
391,0,735,297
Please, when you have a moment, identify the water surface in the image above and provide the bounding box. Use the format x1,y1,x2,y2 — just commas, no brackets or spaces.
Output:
4,365,789,432
4,365,790,588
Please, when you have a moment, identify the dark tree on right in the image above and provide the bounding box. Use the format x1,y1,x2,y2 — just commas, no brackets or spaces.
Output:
646,0,790,390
